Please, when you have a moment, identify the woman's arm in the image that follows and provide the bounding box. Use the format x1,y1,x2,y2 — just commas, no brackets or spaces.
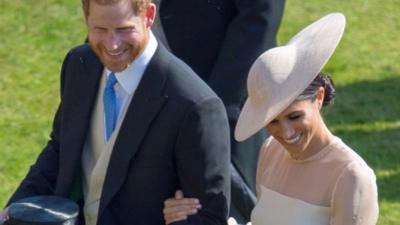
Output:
330,162,379,225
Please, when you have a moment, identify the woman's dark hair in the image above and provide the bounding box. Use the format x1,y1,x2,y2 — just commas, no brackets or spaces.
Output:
296,72,336,107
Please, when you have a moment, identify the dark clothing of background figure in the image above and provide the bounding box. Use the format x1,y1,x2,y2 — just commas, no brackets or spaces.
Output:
7,43,231,225
152,0,285,222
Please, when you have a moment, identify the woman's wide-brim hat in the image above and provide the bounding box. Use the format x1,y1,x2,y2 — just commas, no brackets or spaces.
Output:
235,13,346,141
6,196,79,225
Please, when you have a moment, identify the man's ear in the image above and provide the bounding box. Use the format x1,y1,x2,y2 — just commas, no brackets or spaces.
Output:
144,3,156,28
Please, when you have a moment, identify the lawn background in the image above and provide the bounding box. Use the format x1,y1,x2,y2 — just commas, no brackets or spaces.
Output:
0,0,399,224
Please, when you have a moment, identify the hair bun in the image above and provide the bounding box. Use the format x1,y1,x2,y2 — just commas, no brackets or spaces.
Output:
320,73,336,106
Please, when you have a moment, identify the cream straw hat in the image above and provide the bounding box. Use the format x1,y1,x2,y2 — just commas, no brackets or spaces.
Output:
235,13,346,141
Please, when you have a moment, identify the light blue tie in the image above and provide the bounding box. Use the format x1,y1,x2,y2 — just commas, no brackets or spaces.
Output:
103,72,118,141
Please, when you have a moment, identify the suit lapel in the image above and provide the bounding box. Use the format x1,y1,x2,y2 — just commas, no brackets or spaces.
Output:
56,47,103,196
99,44,170,214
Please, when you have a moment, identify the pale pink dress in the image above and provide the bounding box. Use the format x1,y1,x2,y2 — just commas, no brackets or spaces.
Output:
252,136,379,225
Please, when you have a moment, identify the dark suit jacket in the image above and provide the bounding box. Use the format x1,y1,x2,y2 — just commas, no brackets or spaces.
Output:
8,43,231,225
153,0,285,222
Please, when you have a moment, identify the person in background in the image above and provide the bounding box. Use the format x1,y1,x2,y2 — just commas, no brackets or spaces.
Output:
152,0,286,222
1,0,231,224
162,13,379,225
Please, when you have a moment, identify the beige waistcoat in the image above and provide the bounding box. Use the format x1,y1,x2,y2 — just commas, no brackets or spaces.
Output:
81,74,133,225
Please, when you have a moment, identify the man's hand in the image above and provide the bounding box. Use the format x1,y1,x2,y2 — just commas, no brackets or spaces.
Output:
163,190,201,224
0,207,9,224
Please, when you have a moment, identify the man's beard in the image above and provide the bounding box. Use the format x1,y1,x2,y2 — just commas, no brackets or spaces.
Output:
89,29,149,72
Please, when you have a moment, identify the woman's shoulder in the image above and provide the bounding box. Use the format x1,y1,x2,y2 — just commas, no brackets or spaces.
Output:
330,149,379,225
328,136,376,181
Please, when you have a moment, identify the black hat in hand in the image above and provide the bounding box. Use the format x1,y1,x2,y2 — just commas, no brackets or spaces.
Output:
6,196,79,225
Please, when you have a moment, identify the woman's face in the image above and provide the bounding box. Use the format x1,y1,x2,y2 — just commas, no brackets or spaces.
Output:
265,87,326,159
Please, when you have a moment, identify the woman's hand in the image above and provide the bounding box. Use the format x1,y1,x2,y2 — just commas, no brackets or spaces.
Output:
163,190,201,225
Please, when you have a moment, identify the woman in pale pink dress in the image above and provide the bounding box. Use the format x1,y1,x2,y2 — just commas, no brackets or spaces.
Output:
162,13,379,225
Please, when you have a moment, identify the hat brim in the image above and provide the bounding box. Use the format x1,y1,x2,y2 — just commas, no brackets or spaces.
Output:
234,81,307,142
235,13,346,141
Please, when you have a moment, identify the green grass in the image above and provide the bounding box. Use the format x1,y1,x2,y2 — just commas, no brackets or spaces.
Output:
0,0,86,205
0,0,399,224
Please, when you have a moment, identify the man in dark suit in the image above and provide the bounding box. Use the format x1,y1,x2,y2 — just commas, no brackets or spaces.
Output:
152,0,285,222
1,0,230,224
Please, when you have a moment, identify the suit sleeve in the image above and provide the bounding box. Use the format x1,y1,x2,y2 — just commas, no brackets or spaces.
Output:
207,0,285,119
174,97,231,225
6,51,71,205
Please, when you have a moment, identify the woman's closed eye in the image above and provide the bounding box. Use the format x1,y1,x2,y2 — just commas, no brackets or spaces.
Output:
288,114,302,121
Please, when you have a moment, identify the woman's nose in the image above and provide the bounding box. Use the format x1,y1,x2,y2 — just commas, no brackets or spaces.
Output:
280,122,295,139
